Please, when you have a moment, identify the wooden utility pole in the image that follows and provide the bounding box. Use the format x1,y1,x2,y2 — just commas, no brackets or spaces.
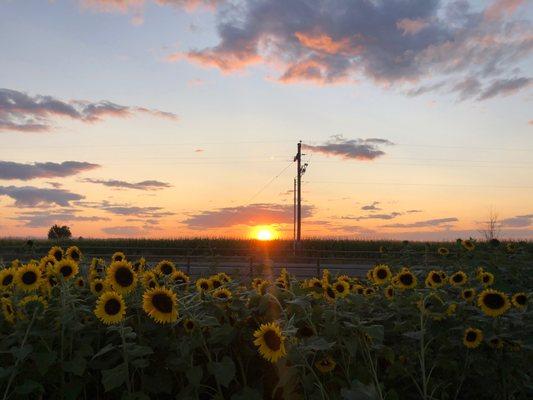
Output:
293,141,308,251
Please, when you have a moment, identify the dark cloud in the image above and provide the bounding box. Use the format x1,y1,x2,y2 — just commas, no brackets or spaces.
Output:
361,201,381,211
0,160,100,180
81,178,171,190
174,0,531,101
303,135,393,160
0,185,84,207
342,212,402,221
183,203,313,229
406,209,423,213
500,213,533,227
84,200,174,218
382,217,458,228
0,88,178,133
478,77,531,100
13,210,110,228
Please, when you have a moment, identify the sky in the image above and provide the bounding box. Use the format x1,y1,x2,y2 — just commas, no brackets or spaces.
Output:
0,0,532,240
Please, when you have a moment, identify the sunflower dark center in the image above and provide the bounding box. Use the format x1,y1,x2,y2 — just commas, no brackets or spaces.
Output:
400,273,413,286
104,298,121,315
115,267,133,287
77,279,84,287
376,269,388,279
2,274,13,286
22,271,37,285
212,280,221,288
114,255,123,261
452,274,462,283
95,283,103,292
387,288,393,296
313,281,322,288
152,293,173,313
53,251,62,261
483,293,505,309
431,273,442,283
482,275,490,283
320,359,331,367
465,331,477,342
216,292,228,299
263,329,281,351
60,266,73,277
335,284,345,292
200,282,209,290
515,295,527,305
70,252,80,261
161,264,173,275
464,290,473,298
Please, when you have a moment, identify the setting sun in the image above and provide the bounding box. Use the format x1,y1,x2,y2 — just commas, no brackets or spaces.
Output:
253,226,277,241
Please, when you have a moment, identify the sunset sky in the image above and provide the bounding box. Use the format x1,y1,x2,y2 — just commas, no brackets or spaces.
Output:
0,0,532,240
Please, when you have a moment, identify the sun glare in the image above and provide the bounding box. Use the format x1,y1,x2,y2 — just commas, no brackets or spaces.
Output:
254,226,276,241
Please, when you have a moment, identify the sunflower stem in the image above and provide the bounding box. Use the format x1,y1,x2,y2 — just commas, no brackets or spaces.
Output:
119,323,132,393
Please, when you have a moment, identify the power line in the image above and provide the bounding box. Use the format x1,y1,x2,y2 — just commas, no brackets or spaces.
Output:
245,161,295,204
308,181,533,189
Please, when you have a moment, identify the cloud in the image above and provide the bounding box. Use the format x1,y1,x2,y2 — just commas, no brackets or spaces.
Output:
101,226,146,236
0,160,100,180
477,77,531,100
382,217,458,228
82,200,174,218
0,186,84,207
500,213,533,227
183,203,313,229
361,201,381,211
0,88,178,133
302,135,394,161
81,178,171,190
13,210,110,228
174,0,532,101
342,212,402,221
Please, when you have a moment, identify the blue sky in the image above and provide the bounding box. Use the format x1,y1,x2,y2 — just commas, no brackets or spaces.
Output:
0,0,532,239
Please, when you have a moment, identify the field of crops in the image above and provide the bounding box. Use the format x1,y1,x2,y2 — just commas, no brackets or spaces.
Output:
0,240,531,399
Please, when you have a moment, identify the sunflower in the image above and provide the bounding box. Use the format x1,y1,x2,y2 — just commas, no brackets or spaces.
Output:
461,239,475,251
94,291,126,325
18,295,47,318
0,268,15,290
106,261,137,295
132,258,146,273
384,286,394,299
48,246,64,262
39,256,56,273
142,287,178,324
307,277,323,290
45,273,59,289
209,276,223,289
253,322,286,363
446,303,457,316
11,259,22,269
372,264,392,285
364,287,375,296
196,278,211,293
366,269,374,283
315,356,336,374
505,242,516,253
1,298,15,324
337,275,350,283
111,252,126,262
449,271,468,287
511,293,528,310
183,318,196,333
251,278,265,289
479,272,494,287
65,246,82,262
170,270,190,286
55,259,79,280
155,260,176,276
461,288,476,302
321,269,331,285
396,270,417,290
477,289,511,317
332,280,350,298
463,327,483,349
15,264,42,292
256,280,270,295
75,277,85,289
213,287,232,301
489,337,504,350
90,279,106,295
437,247,449,256
425,270,445,288
217,272,231,283
323,284,337,302
352,285,365,295
142,271,159,289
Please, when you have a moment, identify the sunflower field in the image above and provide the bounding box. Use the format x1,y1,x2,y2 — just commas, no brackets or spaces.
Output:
0,242,531,400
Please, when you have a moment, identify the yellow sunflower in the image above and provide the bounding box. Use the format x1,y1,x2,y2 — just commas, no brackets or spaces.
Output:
55,259,79,280
15,264,42,292
332,280,350,298
209,276,223,289
155,260,176,276
216,272,231,283
477,289,510,317
479,272,494,287
0,268,15,290
65,246,82,262
395,270,417,290
1,298,15,324
39,256,56,273
372,264,392,285
511,293,527,310
323,284,337,302
461,239,475,251
142,287,178,324
425,270,445,288
253,322,286,363
384,285,394,300
251,278,265,289
94,291,126,325
256,280,270,296
364,287,375,296
106,261,137,295
461,288,476,302
170,270,190,286
48,246,64,262
213,287,232,301
449,271,468,287
142,271,159,289
132,258,146,273
437,247,450,256
352,285,365,295
90,278,106,295
196,278,211,293
315,356,336,373
307,277,323,290
18,295,48,318
111,252,126,262
321,269,331,285
463,327,483,349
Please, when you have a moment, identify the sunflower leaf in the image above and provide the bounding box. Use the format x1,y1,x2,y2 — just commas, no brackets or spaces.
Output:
209,356,235,388
101,362,128,392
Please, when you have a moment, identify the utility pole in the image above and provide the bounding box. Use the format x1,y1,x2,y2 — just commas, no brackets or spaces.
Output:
293,177,297,252
293,141,308,251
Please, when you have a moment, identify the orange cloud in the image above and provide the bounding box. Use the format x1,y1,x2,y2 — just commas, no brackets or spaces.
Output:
294,32,362,55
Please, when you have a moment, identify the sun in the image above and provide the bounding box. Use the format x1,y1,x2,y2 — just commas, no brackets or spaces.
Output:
253,226,277,241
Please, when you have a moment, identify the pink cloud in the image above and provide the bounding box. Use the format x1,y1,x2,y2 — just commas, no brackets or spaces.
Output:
485,0,526,21
396,18,430,35
294,31,363,55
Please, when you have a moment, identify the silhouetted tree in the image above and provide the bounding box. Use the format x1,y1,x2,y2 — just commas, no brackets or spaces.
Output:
48,225,72,240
